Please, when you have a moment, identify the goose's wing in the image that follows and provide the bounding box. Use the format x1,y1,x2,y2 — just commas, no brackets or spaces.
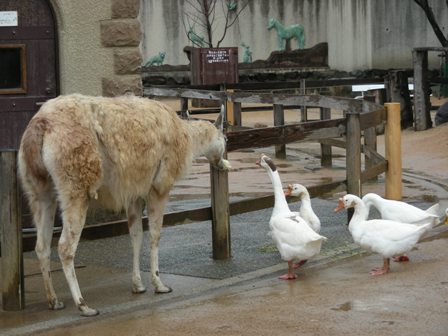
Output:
353,220,430,256
379,200,439,225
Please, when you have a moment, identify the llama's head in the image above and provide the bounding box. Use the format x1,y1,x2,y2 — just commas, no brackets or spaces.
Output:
267,18,276,30
197,105,231,171
203,130,231,171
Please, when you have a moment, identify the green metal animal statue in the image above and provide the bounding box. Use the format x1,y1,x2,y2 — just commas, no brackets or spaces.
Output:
267,18,305,51
187,27,207,48
144,51,166,66
241,42,252,63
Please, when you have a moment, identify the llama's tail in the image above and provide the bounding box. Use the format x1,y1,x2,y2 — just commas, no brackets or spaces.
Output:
18,116,51,186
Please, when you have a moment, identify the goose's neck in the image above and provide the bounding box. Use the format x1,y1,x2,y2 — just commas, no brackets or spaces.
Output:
349,201,369,228
267,169,290,215
300,195,312,211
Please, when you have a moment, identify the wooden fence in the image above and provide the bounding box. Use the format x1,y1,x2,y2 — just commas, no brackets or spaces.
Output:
1,87,396,310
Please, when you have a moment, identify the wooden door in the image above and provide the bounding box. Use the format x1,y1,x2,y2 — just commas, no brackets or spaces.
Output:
0,0,58,149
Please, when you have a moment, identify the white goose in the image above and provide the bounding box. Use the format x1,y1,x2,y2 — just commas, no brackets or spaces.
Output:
362,193,439,262
362,193,440,226
256,154,327,280
335,194,431,276
285,183,321,233
284,183,322,269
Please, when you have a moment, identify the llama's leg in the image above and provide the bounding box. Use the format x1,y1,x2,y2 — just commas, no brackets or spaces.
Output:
147,192,172,294
127,200,146,294
58,198,98,316
31,192,64,310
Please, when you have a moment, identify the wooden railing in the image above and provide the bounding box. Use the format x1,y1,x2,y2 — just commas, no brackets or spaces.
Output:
1,87,393,310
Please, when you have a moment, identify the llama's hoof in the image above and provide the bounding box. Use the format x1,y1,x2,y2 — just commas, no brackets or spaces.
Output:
49,300,65,310
79,305,100,317
132,286,147,294
155,286,173,294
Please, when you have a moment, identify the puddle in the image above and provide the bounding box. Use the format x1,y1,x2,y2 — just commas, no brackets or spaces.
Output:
331,299,394,312
331,301,352,311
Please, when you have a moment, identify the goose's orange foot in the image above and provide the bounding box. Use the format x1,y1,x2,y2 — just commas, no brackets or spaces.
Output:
369,267,389,276
393,255,410,262
279,273,297,280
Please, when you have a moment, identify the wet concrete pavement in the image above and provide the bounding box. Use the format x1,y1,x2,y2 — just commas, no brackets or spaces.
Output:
9,232,448,336
1,114,448,335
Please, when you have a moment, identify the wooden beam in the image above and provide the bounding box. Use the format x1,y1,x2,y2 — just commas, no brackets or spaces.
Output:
210,164,231,260
319,107,332,167
226,118,346,152
346,112,362,197
413,49,432,131
273,104,286,159
385,103,402,200
1,150,25,311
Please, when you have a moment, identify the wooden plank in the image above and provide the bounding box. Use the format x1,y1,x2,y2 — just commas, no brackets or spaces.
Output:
359,107,386,130
144,87,227,101
273,104,286,159
1,150,25,311
226,118,346,152
361,162,388,182
319,138,346,149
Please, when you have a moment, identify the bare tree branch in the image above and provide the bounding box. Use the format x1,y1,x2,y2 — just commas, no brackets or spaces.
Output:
413,0,448,47
182,0,248,48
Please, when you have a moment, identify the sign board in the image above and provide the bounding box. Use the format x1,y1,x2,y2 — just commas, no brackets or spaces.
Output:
206,49,230,64
0,11,18,27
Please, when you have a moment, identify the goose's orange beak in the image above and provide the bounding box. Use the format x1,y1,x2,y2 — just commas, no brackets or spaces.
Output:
284,184,293,197
334,198,345,213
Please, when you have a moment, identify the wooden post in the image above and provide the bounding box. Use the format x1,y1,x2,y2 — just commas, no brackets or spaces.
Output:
413,49,432,131
233,101,242,127
384,103,402,200
180,97,189,118
226,89,234,125
320,107,332,167
346,111,361,223
210,164,231,259
300,79,307,122
1,150,25,311
346,111,362,197
273,104,286,159
385,70,413,128
361,99,377,181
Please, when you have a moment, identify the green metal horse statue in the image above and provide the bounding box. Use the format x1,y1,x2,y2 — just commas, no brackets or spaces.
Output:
267,18,305,51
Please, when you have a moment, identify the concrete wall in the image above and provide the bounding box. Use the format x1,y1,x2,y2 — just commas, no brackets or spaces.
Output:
141,0,448,71
49,0,142,96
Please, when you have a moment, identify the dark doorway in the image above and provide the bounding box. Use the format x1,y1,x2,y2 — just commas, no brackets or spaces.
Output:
0,0,58,149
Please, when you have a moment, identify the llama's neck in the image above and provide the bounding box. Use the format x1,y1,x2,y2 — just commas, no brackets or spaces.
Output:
266,168,290,217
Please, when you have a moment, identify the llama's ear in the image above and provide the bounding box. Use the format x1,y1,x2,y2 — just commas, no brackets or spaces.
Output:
214,103,225,131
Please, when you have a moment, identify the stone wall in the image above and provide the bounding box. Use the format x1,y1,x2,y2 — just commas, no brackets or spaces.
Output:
100,0,143,96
